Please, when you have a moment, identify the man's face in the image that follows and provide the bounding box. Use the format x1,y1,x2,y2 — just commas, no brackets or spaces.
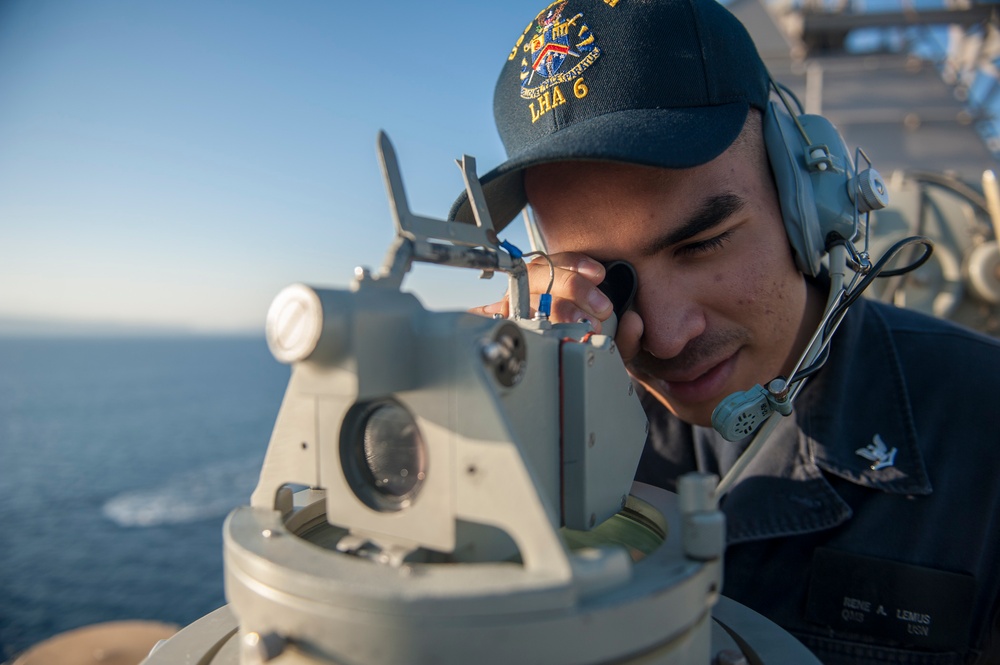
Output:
524,136,821,427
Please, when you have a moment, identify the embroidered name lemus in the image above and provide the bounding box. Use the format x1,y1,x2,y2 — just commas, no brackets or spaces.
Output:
856,434,898,471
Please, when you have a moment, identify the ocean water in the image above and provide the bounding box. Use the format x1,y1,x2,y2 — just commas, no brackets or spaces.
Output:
0,336,289,660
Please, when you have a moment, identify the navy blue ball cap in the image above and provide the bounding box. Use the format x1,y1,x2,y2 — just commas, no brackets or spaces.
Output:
450,0,771,231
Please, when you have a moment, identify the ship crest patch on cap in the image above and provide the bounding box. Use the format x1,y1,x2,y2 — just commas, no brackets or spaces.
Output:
514,0,602,120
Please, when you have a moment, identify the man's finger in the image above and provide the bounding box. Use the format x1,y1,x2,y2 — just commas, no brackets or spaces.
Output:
615,310,644,364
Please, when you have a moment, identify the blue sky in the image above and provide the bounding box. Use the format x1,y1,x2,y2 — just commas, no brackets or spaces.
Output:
0,0,547,333
3,0,989,334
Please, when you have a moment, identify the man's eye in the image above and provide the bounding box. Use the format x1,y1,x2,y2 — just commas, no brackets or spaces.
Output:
676,230,733,257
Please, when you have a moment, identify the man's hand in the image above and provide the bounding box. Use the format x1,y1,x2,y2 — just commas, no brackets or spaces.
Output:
469,252,645,364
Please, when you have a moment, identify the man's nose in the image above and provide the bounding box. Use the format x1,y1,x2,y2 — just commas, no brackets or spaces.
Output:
633,279,707,361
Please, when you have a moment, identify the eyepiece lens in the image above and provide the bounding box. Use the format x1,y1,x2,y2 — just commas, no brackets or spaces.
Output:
342,400,427,512
362,403,426,499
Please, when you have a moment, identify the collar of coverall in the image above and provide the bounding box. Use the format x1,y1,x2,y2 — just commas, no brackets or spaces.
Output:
718,294,932,545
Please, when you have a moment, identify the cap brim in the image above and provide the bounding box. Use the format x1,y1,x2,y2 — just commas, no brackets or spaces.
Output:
449,103,750,231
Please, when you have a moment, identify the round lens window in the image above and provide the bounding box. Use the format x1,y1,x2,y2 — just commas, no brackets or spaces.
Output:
342,400,427,512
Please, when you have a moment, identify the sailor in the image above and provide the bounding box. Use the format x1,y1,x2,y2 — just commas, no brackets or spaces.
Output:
453,1,1000,662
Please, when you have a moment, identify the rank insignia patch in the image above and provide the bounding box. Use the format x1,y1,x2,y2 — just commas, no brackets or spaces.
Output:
518,1,600,101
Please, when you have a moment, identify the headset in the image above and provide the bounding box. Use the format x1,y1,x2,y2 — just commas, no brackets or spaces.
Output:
764,81,887,278
709,81,932,495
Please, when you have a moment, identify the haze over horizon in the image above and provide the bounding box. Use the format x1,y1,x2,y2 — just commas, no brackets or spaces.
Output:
1,1,545,335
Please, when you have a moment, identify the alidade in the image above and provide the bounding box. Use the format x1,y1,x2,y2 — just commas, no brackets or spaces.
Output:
143,133,821,665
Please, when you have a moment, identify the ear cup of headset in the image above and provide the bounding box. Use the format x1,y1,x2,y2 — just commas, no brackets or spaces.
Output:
763,100,863,277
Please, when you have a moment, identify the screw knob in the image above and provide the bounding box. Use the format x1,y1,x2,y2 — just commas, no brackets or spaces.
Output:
851,168,889,213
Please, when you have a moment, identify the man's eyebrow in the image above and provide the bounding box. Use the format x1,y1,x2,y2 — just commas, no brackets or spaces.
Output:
639,193,747,256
